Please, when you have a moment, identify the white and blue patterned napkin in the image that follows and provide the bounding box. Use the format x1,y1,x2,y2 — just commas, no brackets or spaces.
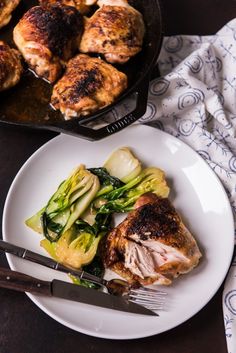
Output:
139,19,236,352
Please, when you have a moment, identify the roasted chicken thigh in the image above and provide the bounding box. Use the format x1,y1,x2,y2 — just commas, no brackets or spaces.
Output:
0,41,22,92
79,0,145,64
39,0,97,14
13,4,83,82
51,54,128,119
0,0,21,29
104,193,202,285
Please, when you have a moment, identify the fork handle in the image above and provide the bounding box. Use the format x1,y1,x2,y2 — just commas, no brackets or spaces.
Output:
0,267,52,296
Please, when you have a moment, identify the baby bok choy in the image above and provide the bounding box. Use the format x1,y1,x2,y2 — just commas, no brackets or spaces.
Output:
25,147,170,274
39,209,111,272
25,165,100,242
87,147,141,199
103,146,142,183
40,224,103,269
85,147,170,224
93,166,170,218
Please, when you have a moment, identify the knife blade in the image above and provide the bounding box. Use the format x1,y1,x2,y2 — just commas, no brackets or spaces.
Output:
0,267,157,316
0,240,101,284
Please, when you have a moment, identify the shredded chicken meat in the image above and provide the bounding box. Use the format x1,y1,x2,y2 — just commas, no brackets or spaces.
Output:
104,193,202,285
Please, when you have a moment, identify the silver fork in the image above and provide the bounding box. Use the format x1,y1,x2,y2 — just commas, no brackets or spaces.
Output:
0,240,167,311
126,286,167,311
83,276,167,310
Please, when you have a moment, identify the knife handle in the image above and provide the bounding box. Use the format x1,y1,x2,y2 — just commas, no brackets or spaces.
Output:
0,267,52,296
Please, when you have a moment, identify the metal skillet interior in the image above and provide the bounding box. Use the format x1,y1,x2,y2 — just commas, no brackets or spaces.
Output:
0,0,162,131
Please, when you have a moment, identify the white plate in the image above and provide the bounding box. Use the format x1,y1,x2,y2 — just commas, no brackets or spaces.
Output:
2,125,234,339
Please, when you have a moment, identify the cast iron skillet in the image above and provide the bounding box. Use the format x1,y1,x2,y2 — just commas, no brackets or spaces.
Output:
0,0,163,140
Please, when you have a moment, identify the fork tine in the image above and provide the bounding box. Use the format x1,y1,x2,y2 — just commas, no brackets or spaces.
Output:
129,293,165,301
130,289,167,299
128,287,167,311
129,295,166,304
131,287,167,295
129,297,164,305
129,299,165,311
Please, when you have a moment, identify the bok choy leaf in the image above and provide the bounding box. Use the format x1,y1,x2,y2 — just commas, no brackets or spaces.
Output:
26,165,100,242
94,167,170,218
41,224,103,269
103,147,142,183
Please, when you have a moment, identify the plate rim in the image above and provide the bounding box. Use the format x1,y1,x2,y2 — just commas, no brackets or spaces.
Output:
2,125,235,339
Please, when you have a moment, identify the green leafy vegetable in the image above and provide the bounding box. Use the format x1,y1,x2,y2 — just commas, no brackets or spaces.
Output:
41,224,102,269
26,165,100,242
83,255,104,278
41,238,104,287
27,147,170,276
88,167,124,198
94,167,170,218
69,274,99,289
103,147,142,183
75,213,112,237
88,167,124,188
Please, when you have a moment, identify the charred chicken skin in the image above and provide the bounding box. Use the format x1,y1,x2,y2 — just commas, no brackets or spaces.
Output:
13,4,83,82
79,0,145,64
39,0,97,15
51,54,128,119
104,193,202,285
0,0,21,29
0,41,22,92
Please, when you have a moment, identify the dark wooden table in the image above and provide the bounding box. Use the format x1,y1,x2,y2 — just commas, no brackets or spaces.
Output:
1,1,236,352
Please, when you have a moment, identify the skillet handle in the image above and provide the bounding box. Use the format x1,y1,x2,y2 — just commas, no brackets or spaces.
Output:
50,77,150,141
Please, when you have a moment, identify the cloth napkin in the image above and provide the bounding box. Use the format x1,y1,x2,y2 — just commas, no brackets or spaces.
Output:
139,19,236,352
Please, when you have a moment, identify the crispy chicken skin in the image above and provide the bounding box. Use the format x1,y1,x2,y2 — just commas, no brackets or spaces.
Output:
0,41,23,92
0,0,21,29
104,193,202,285
79,0,145,64
13,5,83,82
51,54,128,119
39,0,97,15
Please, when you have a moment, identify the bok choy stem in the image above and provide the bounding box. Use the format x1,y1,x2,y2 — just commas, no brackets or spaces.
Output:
26,165,100,242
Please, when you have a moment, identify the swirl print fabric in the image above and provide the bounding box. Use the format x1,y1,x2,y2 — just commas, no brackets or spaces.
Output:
139,19,236,353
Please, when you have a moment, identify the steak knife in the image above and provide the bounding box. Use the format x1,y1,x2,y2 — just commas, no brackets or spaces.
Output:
0,267,157,316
